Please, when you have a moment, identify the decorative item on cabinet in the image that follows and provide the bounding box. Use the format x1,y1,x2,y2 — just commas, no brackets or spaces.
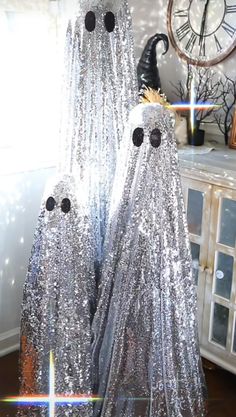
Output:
214,76,236,145
229,107,236,149
175,115,188,146
187,118,205,146
171,65,222,146
167,0,236,146
137,33,169,91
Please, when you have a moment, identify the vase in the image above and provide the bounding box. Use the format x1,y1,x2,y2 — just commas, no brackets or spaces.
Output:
187,119,205,146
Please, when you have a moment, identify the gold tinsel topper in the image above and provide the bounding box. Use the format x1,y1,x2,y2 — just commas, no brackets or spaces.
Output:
140,87,170,107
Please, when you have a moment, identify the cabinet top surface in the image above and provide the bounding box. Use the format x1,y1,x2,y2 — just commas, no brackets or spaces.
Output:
179,145,236,188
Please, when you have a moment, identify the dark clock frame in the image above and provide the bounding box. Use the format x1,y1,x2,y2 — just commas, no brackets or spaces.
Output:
167,0,236,67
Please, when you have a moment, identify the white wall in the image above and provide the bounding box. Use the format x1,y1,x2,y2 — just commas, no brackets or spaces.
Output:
0,167,55,356
129,0,236,102
0,0,59,356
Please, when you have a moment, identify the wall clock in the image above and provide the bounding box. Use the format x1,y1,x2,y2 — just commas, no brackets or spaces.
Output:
167,0,236,66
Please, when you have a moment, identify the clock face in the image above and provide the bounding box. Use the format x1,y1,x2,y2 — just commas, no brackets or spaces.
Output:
167,0,236,66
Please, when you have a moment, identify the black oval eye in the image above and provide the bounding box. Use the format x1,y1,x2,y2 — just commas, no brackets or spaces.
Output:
132,128,144,147
61,198,71,214
85,11,96,32
46,197,56,212
104,12,115,33
150,128,162,148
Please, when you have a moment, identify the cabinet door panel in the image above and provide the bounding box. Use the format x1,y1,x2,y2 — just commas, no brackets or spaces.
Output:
190,242,200,286
187,189,204,236
181,177,212,342
214,252,234,300
202,187,236,374
211,302,229,348
219,198,236,248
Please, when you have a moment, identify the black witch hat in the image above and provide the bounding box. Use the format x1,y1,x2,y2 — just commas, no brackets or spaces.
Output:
137,33,169,91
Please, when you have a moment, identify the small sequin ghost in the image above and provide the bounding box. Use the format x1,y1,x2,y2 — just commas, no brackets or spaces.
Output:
60,0,138,263
19,175,95,417
92,104,207,417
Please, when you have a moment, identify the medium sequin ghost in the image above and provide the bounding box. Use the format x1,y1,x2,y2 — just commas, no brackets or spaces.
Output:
92,104,207,417
19,175,96,417
60,0,138,262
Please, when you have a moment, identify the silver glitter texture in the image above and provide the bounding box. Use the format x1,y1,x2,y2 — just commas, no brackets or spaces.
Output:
60,0,138,262
19,175,96,417
92,104,207,417
19,0,138,414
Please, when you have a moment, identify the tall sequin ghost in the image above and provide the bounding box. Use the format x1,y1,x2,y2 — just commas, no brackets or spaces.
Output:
19,175,96,417
60,0,138,263
92,104,207,417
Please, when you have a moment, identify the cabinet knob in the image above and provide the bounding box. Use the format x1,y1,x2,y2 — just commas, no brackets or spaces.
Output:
216,270,224,280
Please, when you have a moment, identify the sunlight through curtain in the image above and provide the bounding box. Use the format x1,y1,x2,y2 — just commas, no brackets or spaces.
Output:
0,0,62,174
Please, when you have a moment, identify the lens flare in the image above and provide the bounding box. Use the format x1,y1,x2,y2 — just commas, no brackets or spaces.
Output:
2,351,102,414
49,351,55,417
168,75,220,133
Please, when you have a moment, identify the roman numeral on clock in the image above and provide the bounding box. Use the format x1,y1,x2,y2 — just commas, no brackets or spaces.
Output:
214,35,222,53
222,21,236,37
174,9,188,18
226,4,236,13
185,33,197,53
199,37,206,57
176,22,190,41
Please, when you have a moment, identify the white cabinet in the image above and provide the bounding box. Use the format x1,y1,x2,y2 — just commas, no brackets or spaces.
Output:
180,147,236,375
201,187,236,373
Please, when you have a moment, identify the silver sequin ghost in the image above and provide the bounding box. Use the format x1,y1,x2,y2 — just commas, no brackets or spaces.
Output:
19,175,95,417
60,0,138,262
92,104,207,417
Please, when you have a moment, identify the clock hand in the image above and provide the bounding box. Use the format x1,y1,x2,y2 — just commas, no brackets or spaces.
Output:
199,3,207,43
199,0,210,46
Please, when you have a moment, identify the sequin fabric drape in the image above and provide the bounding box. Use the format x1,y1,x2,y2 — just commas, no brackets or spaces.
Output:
92,104,207,417
18,1,138,416
19,176,96,417
60,0,138,262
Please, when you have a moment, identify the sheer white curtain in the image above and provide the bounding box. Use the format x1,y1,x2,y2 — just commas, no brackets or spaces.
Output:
0,0,63,174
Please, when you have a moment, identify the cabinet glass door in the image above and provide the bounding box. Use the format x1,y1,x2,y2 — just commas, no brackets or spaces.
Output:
181,177,212,339
219,198,236,248
187,189,204,237
191,242,200,286
233,318,236,353
202,187,236,374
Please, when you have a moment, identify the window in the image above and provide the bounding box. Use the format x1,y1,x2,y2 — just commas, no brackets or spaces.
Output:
0,1,61,174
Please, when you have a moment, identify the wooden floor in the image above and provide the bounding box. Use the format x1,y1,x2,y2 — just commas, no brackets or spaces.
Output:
0,352,19,417
0,352,236,416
